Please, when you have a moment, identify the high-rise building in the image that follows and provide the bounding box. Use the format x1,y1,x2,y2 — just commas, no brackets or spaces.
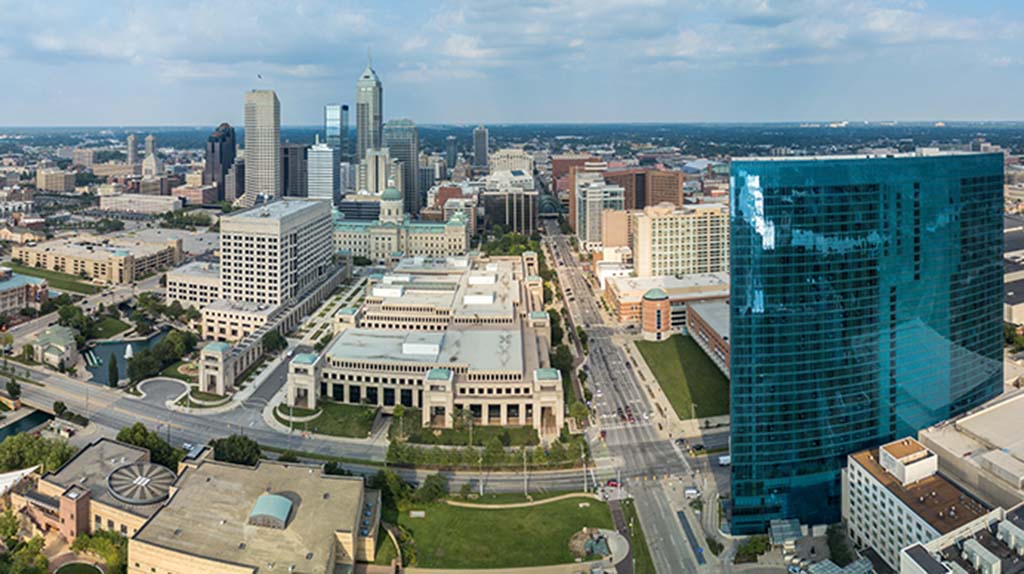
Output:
126,134,138,165
567,160,607,232
281,143,309,198
357,148,402,196
355,59,382,162
574,171,624,251
202,123,236,201
224,158,244,203
605,167,685,209
239,89,281,206
324,103,348,162
219,200,334,307
729,152,1004,534
473,125,489,168
383,119,419,214
445,135,458,172
144,134,156,158
308,136,340,205
631,203,729,277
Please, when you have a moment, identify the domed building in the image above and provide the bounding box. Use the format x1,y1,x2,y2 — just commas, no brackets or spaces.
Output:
640,287,672,341
332,186,470,264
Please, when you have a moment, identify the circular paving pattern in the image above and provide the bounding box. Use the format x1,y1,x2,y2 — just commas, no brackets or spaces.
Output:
106,462,176,506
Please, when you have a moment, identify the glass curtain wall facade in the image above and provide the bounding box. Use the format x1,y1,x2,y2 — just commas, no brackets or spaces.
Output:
729,153,1004,534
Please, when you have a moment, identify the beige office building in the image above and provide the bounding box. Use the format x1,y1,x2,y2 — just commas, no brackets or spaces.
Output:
287,252,564,437
36,169,76,193
12,234,183,284
488,148,535,173
165,261,222,309
99,193,183,214
237,89,280,207
631,203,729,277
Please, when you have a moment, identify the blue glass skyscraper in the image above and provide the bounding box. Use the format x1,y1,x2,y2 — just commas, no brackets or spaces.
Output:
729,152,1004,534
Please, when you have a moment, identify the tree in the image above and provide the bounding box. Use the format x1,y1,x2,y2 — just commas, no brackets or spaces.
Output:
52,401,67,417
107,352,119,387
0,433,76,473
483,436,505,466
0,509,19,544
550,345,574,375
413,473,449,504
277,451,299,463
261,330,287,354
211,434,261,466
548,308,564,344
70,530,126,573
392,405,407,441
569,401,589,423
5,379,19,401
116,423,182,469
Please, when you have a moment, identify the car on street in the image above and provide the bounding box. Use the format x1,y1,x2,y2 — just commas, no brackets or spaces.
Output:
606,479,620,488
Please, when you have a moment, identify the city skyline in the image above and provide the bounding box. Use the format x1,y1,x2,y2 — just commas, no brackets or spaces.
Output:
2,1,1023,126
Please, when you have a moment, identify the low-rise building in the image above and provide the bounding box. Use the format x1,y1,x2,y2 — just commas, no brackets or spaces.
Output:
165,261,222,309
129,458,380,574
899,505,1024,574
12,233,183,284
686,300,730,377
0,267,47,314
36,169,76,193
918,393,1024,510
28,325,79,368
99,193,183,214
604,273,729,327
201,299,276,342
0,226,45,244
843,438,992,570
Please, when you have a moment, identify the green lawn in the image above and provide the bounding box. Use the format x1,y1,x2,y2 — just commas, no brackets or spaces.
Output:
189,388,227,402
374,531,399,565
160,360,196,383
399,497,613,569
276,401,376,438
93,317,130,339
464,491,573,505
3,262,101,294
635,335,729,419
55,564,102,574
392,408,540,446
621,499,656,574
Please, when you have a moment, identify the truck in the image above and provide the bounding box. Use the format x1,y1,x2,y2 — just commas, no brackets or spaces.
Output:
717,455,731,467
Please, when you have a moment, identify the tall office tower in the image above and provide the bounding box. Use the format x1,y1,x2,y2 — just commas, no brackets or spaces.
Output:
239,89,281,207
574,171,624,251
567,160,607,232
355,58,382,162
126,134,138,165
307,136,340,204
631,203,729,277
383,119,419,214
219,200,333,307
144,134,156,157
357,148,402,196
473,125,489,168
605,167,685,209
281,143,309,198
224,158,244,203
445,135,458,172
202,123,237,200
324,103,349,161
729,152,1004,534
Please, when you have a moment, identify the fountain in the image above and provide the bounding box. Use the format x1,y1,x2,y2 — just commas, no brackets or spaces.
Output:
124,343,134,360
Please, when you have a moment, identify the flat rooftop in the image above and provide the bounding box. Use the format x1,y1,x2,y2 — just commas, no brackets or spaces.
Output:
882,437,928,460
42,438,166,519
18,233,177,261
608,272,730,303
167,260,220,280
225,198,325,220
732,150,996,162
133,460,373,573
687,300,729,340
850,448,989,534
326,328,525,373
204,299,276,316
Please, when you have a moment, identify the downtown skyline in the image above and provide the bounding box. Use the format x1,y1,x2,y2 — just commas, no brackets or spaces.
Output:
1,0,1023,126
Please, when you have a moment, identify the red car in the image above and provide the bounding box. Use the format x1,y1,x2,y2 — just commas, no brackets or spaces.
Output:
606,480,620,488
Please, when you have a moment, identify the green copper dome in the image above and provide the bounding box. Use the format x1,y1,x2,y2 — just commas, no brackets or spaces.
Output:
381,187,402,201
643,288,669,301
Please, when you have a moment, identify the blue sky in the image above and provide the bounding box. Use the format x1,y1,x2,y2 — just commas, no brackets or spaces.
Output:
1,0,1021,125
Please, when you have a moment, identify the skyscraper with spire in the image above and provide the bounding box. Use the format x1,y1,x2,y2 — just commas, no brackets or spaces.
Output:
355,53,382,163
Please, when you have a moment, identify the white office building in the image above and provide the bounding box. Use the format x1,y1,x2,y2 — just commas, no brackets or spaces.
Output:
574,171,624,251
239,89,281,207
308,136,340,205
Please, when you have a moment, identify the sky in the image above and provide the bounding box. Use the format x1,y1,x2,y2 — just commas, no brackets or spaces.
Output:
1,0,1022,126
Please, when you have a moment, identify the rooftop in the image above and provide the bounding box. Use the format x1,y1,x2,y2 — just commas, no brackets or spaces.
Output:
608,272,730,303
850,447,989,533
204,299,277,316
225,198,325,221
326,328,525,374
133,460,376,573
292,353,319,365
732,150,997,162
0,271,46,290
167,260,220,280
687,300,729,340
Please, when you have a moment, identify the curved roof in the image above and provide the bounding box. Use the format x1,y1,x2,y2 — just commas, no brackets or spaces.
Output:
106,462,176,506
381,187,402,201
643,288,669,301
249,493,293,527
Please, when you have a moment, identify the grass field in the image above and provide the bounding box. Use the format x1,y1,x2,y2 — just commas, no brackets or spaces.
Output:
635,335,729,419
159,360,197,383
4,262,101,294
93,317,130,339
399,497,613,569
620,499,656,574
276,401,376,438
54,564,102,574
374,531,399,565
